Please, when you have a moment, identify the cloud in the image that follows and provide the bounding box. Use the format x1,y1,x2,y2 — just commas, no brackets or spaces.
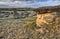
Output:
0,0,60,8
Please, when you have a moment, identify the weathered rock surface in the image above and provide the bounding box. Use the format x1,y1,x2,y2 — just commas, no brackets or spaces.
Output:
0,11,36,19
36,12,60,27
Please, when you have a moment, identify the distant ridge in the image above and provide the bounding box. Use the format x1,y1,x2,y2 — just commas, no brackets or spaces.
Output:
34,5,60,13
37,5,60,9
0,5,60,13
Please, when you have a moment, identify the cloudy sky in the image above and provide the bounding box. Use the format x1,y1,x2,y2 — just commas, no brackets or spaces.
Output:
0,0,60,8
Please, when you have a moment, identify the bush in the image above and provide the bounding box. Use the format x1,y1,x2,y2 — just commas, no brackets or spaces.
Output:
25,21,36,29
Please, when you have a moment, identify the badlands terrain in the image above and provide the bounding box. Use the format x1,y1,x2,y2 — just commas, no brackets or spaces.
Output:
0,5,60,39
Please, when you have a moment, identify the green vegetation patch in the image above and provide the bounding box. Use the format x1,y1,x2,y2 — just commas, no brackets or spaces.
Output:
25,21,37,29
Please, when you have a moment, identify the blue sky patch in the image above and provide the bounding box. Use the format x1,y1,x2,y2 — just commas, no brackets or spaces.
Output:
0,0,60,8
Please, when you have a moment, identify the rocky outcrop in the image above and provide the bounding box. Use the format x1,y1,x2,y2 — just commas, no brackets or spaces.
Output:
36,12,60,27
14,11,36,19
33,5,60,27
0,12,10,18
0,11,36,19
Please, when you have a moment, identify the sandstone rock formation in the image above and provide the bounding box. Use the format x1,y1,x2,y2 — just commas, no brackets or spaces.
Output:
35,5,60,27
36,12,58,26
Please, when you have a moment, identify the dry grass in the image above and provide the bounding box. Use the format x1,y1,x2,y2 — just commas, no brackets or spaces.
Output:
0,16,60,39
0,17,36,39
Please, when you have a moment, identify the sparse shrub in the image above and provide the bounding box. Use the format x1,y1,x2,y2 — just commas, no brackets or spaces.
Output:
25,21,36,29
